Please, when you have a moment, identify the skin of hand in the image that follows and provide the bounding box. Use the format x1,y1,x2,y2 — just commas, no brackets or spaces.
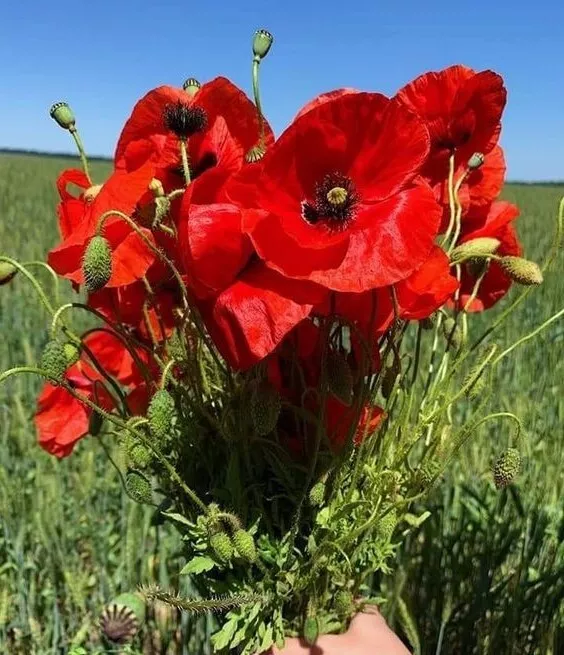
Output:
266,607,411,655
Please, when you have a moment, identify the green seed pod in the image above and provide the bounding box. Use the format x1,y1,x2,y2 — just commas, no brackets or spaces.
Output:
493,448,521,489
0,261,17,286
252,29,274,59
125,470,152,504
327,349,353,405
303,616,319,646
82,236,112,292
467,152,485,170
49,101,76,130
41,340,69,382
63,342,80,366
334,590,354,617
451,237,501,264
232,530,257,563
376,508,397,541
250,381,281,435
308,481,326,508
209,531,234,563
499,256,543,286
99,592,145,644
245,144,266,163
147,389,176,441
442,317,463,351
182,77,201,97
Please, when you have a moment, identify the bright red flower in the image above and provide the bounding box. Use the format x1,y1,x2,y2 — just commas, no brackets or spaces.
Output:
243,92,440,292
55,169,91,239
325,398,385,449
294,88,359,120
397,65,506,181
456,201,521,312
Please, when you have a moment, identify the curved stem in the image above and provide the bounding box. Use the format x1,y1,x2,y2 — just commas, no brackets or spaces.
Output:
252,58,265,144
22,261,61,303
0,256,55,316
69,127,92,185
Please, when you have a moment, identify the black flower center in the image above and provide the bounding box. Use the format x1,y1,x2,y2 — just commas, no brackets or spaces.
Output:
301,172,358,230
163,102,208,139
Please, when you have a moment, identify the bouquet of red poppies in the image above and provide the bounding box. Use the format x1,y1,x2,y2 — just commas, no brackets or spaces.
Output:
1,29,561,655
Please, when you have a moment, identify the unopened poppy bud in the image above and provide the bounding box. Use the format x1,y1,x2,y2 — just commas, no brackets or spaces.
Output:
451,237,501,264
41,340,69,383
0,261,17,286
252,29,273,60
250,381,281,435
442,317,463,351
493,448,521,489
232,529,257,563
83,236,112,292
99,592,145,645
63,342,80,366
125,469,153,504
209,531,234,563
245,144,266,163
84,184,102,204
499,256,543,286
126,438,153,469
308,481,326,507
182,77,201,97
334,590,354,617
327,349,353,406
467,152,485,170
49,102,76,130
147,389,176,441
303,615,319,646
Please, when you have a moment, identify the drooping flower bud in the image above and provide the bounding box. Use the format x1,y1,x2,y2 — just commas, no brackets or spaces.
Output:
493,448,521,489
0,262,17,286
63,342,80,366
499,256,543,286
49,102,76,130
442,317,463,351
125,469,153,504
451,237,501,264
82,236,112,292
182,77,201,97
41,340,69,383
147,389,176,441
334,590,355,617
209,531,234,563
308,481,326,507
232,529,257,563
250,381,281,435
99,592,145,644
252,29,274,60
327,349,353,406
467,152,485,170
123,433,153,469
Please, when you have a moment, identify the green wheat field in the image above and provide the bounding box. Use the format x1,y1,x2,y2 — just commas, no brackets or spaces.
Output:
1,153,563,654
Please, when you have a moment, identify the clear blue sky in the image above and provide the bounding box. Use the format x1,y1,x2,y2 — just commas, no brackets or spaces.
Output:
1,0,562,180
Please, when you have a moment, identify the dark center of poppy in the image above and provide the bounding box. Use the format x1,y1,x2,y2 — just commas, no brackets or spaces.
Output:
163,102,208,139
301,172,358,230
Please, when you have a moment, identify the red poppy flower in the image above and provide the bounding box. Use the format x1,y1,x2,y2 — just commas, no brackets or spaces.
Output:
48,163,157,287
397,65,506,181
243,93,440,292
56,169,91,239
456,201,521,312
203,263,327,370
294,88,359,120
326,398,385,450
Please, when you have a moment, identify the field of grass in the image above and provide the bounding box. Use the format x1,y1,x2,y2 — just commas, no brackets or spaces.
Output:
0,153,563,654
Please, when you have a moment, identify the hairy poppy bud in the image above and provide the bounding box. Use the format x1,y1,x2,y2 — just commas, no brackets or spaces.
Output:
123,433,153,469
308,481,326,507
334,590,354,617
326,349,354,405
252,29,273,59
0,261,17,286
49,102,76,130
451,237,501,264
250,381,281,435
63,342,80,366
182,77,201,97
493,448,521,489
209,531,234,563
442,317,463,351
467,152,485,170
376,508,397,541
125,469,153,504
499,256,543,286
232,529,257,563
303,615,319,646
41,340,69,383
147,389,176,441
245,144,266,163
99,592,145,645
83,236,112,292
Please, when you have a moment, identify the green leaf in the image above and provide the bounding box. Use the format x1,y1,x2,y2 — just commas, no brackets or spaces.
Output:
180,556,217,575
403,511,431,528
211,616,239,650
162,511,193,527
258,624,274,652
